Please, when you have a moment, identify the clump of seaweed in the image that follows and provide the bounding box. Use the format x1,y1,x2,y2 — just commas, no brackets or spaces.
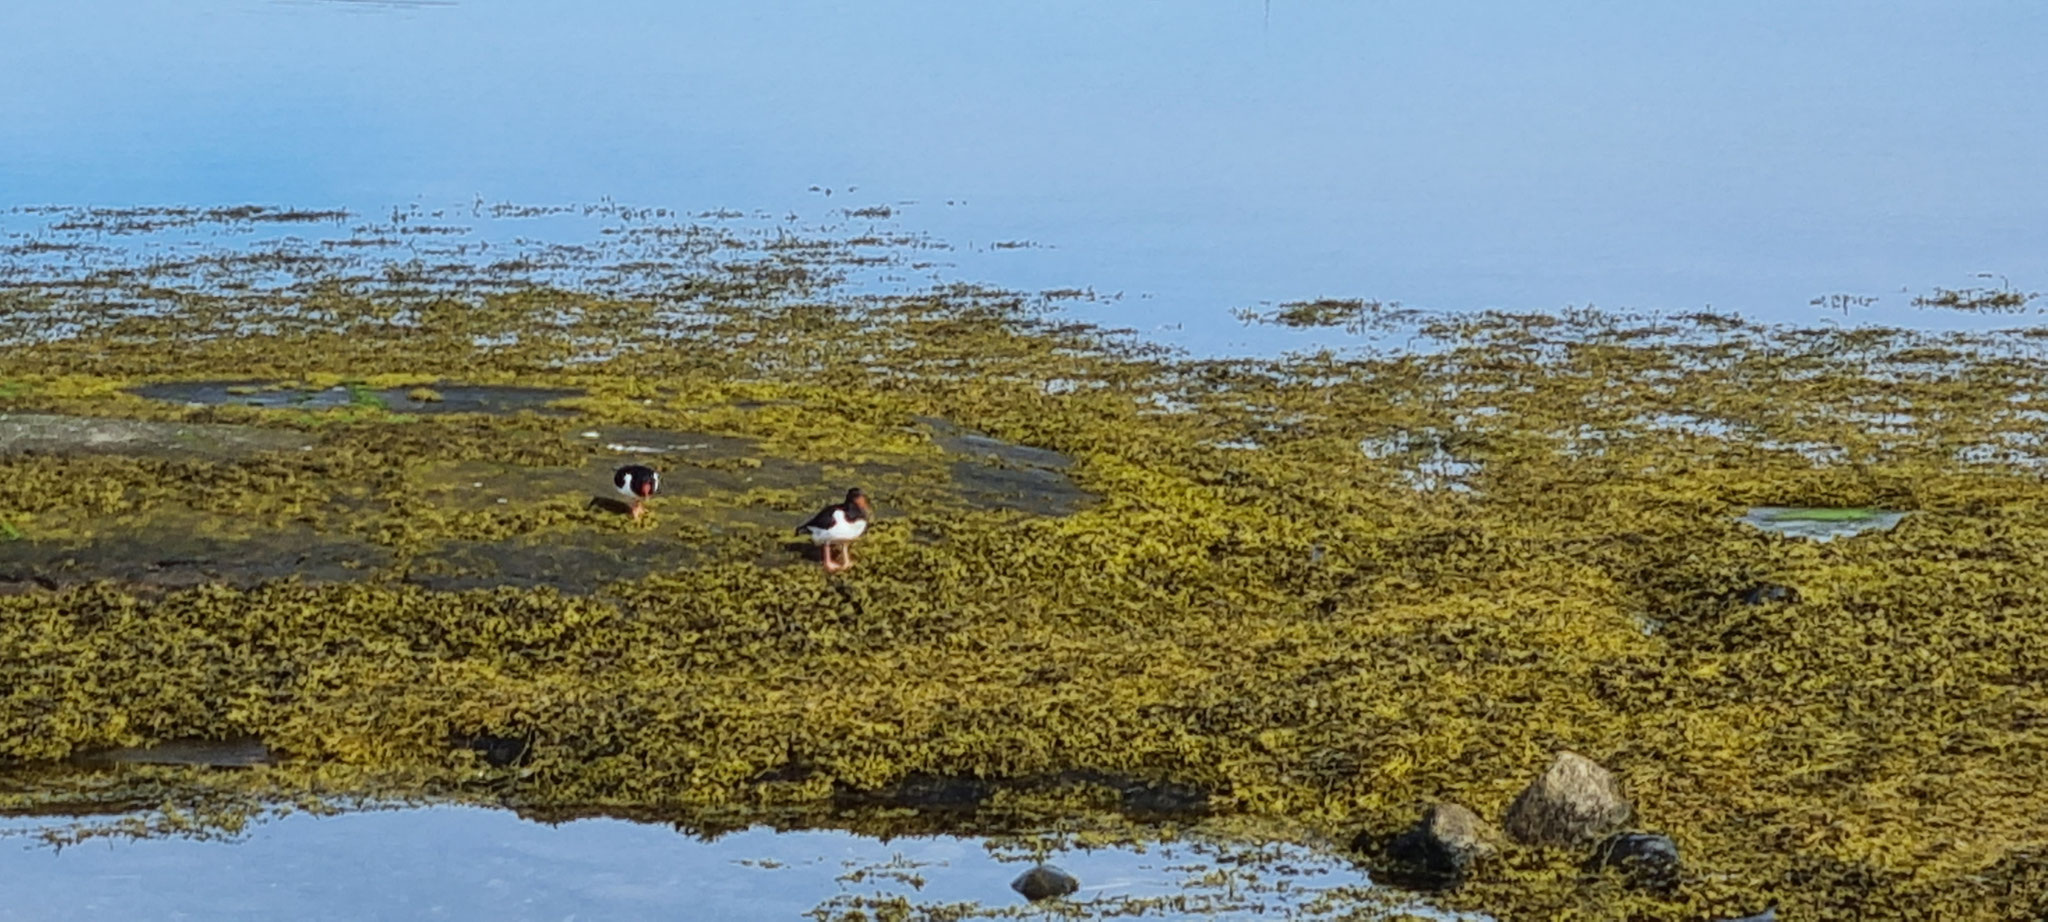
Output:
1912,278,2039,313
2,204,2048,919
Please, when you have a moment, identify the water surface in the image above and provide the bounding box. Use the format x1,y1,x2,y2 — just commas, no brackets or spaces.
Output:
0,805,1439,921
3,0,2042,352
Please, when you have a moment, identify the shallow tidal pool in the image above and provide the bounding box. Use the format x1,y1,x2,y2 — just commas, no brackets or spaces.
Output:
0,805,1462,922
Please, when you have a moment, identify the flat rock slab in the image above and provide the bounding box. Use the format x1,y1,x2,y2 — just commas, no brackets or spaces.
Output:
917,417,1094,516
0,413,1097,595
0,524,391,594
130,381,583,415
74,738,275,768
0,413,314,458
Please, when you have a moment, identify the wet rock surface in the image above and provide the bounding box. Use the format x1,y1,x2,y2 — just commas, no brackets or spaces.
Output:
1733,583,1800,606
0,525,391,595
0,412,314,458
74,738,274,768
1053,770,1209,814
1586,831,1681,892
130,381,583,415
918,416,1094,517
1010,864,1079,901
833,774,994,810
0,412,1094,596
1370,802,1500,886
832,771,1206,817
1502,751,1633,847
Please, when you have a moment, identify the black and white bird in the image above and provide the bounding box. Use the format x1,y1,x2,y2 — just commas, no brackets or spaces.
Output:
795,487,872,572
612,464,660,520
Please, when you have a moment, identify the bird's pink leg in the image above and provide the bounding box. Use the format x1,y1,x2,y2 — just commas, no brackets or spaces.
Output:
821,543,839,572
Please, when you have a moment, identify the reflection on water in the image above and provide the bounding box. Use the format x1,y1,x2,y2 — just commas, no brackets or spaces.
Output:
0,805,1465,922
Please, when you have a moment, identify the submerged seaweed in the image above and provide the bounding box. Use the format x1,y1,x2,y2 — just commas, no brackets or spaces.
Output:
1,204,2047,919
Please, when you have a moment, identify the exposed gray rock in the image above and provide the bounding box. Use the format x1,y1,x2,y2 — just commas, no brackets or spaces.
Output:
1735,583,1799,605
1010,865,1079,901
1502,751,1632,847
129,381,583,416
1711,904,1778,922
76,737,274,767
0,412,313,458
1587,831,1680,892
1379,802,1500,882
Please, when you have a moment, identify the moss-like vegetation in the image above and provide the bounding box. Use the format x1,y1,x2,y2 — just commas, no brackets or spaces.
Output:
3,206,2048,919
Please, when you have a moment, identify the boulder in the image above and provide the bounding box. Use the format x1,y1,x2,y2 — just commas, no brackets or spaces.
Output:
1375,803,1500,882
1011,865,1079,901
1502,751,1632,846
1586,831,1681,892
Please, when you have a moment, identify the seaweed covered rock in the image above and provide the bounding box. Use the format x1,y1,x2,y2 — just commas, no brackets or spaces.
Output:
1010,865,1079,901
1734,583,1800,606
1370,802,1500,885
1586,831,1681,892
1502,751,1632,847
455,733,531,768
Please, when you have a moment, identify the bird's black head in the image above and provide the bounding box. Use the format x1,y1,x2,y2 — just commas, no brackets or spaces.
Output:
846,487,871,518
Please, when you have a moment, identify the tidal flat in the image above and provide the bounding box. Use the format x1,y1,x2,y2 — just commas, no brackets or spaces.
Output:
2,204,2046,920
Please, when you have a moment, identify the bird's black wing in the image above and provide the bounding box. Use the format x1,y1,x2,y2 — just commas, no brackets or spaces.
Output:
795,504,839,534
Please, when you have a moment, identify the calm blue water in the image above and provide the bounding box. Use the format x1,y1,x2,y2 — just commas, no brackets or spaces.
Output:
0,805,1436,922
2,0,2043,352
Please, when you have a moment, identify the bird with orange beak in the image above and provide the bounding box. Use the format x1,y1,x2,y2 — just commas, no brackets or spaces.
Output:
612,464,660,520
796,487,872,572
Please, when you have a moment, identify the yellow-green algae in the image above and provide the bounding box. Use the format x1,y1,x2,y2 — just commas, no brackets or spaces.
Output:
4,216,2048,919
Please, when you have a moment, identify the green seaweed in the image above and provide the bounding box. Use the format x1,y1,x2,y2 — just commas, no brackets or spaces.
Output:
1,203,2047,920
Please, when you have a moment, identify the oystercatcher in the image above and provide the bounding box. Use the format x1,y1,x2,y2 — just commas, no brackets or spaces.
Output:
612,464,660,520
796,487,872,573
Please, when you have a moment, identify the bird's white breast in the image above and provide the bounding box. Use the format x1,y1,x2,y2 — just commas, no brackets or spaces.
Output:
808,510,868,543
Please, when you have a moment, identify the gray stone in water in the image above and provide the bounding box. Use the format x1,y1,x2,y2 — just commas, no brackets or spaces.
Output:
1586,831,1681,892
1010,864,1079,901
1380,802,1500,881
1502,751,1633,847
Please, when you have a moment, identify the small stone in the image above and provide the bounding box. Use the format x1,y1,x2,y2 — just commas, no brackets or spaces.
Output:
1736,583,1799,605
1378,802,1500,882
1010,865,1079,901
1502,751,1633,847
456,734,529,767
1587,831,1681,892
